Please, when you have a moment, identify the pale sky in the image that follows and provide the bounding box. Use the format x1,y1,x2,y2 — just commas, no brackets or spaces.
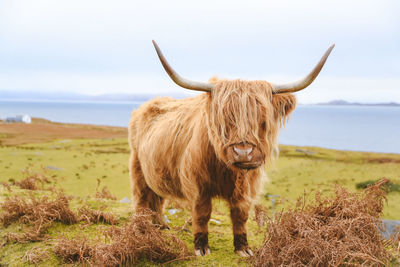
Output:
0,0,399,103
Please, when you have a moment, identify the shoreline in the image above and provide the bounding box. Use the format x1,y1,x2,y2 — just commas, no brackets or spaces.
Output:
0,117,127,146
0,117,399,156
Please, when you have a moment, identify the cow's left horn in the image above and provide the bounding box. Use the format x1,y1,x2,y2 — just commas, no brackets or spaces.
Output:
271,44,335,94
152,40,215,93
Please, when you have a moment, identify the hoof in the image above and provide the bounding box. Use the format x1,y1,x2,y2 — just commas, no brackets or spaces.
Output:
235,248,253,257
195,248,211,256
194,232,209,256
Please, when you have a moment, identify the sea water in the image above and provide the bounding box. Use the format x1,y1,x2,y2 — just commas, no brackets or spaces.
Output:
0,100,399,154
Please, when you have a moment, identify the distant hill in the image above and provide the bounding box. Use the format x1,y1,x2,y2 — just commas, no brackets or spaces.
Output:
317,100,400,107
0,91,191,102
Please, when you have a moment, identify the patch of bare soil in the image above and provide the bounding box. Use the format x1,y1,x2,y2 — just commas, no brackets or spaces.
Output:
0,118,127,145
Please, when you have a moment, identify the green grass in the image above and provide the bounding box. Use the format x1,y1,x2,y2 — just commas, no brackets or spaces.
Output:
1,139,400,266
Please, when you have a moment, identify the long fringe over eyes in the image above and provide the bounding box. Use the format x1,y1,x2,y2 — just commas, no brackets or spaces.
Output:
206,79,280,164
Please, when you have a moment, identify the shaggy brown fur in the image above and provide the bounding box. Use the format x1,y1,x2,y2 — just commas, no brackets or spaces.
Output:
129,78,296,255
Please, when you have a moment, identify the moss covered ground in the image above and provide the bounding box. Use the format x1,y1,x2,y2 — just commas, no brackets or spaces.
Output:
0,132,399,266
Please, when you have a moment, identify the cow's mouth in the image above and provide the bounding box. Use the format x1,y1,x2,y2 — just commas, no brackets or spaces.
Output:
233,162,261,170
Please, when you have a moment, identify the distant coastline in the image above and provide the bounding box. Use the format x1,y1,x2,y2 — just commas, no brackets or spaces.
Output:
0,91,192,103
1,92,400,107
316,100,400,107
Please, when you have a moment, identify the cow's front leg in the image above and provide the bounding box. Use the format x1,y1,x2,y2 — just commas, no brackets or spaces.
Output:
192,196,212,256
229,201,253,257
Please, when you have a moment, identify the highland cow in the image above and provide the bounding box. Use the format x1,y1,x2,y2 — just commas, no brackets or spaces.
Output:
128,41,334,257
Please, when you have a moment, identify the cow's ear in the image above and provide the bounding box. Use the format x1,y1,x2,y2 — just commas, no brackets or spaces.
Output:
272,93,297,122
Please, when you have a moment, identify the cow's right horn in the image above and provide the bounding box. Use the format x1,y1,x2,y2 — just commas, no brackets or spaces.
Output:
271,44,335,94
152,40,215,93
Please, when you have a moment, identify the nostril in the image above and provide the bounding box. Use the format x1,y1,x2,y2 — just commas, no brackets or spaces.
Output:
233,146,253,156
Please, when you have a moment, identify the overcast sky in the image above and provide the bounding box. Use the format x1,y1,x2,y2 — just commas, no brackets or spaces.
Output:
0,0,399,103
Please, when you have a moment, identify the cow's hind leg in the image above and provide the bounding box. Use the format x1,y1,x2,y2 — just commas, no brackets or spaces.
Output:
136,187,168,228
229,200,253,257
192,196,212,256
129,151,167,228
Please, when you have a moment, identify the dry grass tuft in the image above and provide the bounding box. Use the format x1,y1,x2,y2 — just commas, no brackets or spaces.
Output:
367,157,400,164
14,167,57,191
254,204,268,227
394,226,400,252
95,178,117,200
15,175,42,190
54,236,93,264
53,211,189,266
0,192,77,227
397,226,400,244
0,191,77,244
23,246,50,264
0,181,12,192
78,206,118,225
5,223,51,243
253,179,391,267
93,211,188,266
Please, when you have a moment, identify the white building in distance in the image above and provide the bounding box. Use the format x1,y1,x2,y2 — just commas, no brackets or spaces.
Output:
6,114,32,124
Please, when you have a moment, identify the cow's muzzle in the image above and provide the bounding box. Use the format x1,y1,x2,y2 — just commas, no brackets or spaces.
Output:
230,143,262,170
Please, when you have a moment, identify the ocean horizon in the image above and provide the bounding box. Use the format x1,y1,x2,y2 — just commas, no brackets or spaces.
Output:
1,99,399,154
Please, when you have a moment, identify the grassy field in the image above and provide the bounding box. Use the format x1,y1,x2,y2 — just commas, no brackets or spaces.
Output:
0,120,399,266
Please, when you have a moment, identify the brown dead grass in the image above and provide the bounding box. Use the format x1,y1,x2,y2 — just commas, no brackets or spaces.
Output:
15,176,40,190
254,204,268,227
54,236,94,264
54,211,189,266
15,172,46,191
14,167,57,191
367,157,400,164
95,178,117,201
93,211,189,266
0,192,77,227
0,187,187,265
0,117,127,145
394,226,400,252
78,206,118,225
253,179,392,267
0,169,120,246
23,246,51,264
0,181,12,192
0,190,120,242
5,223,51,243
0,191,77,243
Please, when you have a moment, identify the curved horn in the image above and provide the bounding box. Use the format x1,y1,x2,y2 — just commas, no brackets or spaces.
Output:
271,44,335,94
152,40,215,92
